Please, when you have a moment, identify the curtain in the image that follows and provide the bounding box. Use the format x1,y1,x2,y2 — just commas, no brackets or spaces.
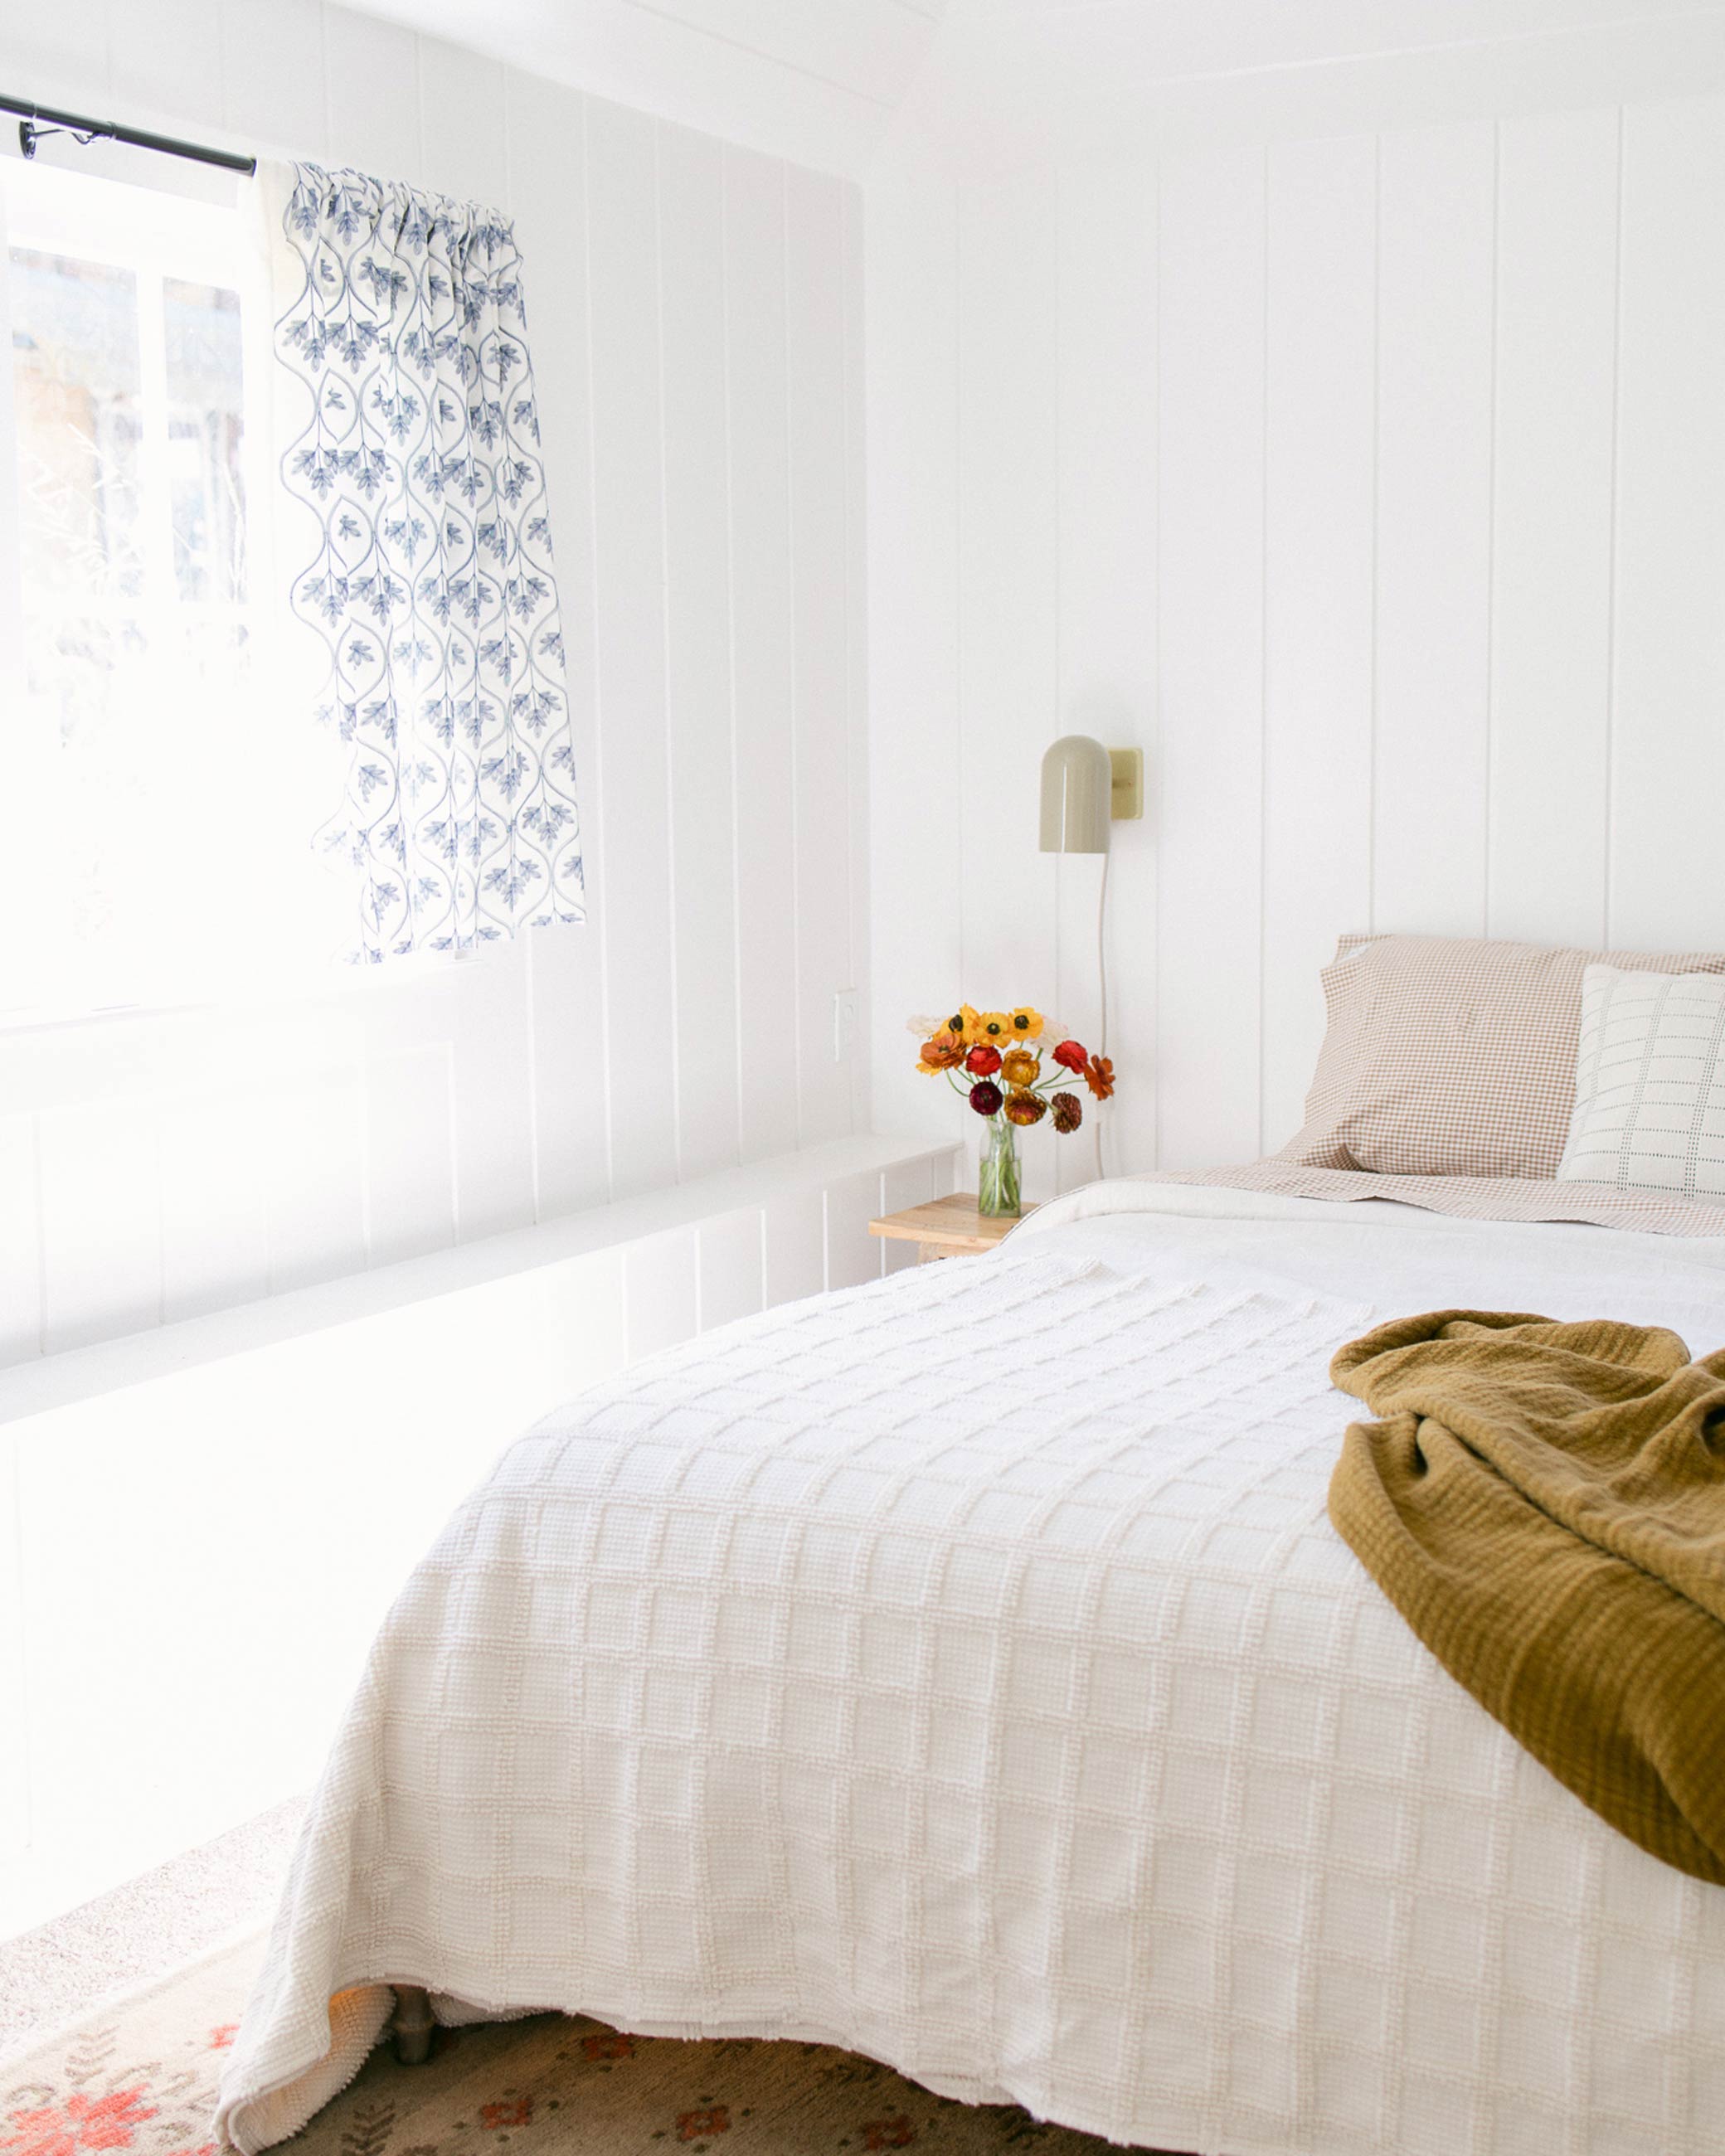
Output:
265,162,584,961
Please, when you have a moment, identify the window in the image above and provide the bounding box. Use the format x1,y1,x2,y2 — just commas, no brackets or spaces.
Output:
0,159,345,1021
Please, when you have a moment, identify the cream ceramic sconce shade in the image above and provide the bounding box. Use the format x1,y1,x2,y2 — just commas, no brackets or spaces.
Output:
1038,736,1144,853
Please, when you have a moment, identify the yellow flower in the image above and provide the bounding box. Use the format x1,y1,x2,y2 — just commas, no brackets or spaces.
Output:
977,1011,1013,1044
1008,1007,1045,1041
1004,1088,1047,1127
1000,1047,1040,1089
938,1003,983,1044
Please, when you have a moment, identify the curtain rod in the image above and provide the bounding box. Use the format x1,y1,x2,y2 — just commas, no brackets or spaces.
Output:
0,93,255,176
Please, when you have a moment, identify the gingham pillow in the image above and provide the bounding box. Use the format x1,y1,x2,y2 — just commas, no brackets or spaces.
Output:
1555,965,1725,1196
1280,934,1725,1178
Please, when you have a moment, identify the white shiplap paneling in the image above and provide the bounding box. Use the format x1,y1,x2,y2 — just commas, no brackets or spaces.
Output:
1260,132,1377,1153
1372,119,1496,943
586,96,680,1202
1154,145,1266,1172
788,167,857,1149
870,85,1725,1173
0,0,871,1367
660,120,743,1185
1611,95,1725,951
955,172,1060,1198
1487,106,1619,949
726,146,802,1164
1053,155,1157,1190
863,176,961,1149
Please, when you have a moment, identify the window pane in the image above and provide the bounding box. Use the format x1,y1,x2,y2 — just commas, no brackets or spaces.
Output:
1,182,347,1016
9,249,145,602
164,276,245,604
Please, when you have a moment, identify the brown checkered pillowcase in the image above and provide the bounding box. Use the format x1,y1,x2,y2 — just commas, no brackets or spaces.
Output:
1280,935,1725,1178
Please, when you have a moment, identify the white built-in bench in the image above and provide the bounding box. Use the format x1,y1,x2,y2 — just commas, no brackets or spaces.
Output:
0,1135,960,1940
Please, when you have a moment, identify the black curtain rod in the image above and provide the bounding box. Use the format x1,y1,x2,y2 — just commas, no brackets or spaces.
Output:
0,93,255,176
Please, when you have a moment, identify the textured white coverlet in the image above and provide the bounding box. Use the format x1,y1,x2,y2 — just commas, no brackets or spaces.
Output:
218,1189,1725,2156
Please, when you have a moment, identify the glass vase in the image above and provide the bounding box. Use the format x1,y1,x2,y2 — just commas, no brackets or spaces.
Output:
978,1116,1022,1218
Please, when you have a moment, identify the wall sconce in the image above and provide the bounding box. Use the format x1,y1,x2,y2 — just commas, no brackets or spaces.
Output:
1037,736,1143,1182
1038,737,1144,855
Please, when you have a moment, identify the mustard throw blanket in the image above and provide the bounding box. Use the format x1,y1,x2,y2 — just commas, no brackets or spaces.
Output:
1329,1310,1725,1883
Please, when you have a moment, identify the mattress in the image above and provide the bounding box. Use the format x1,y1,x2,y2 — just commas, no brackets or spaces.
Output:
216,1183,1725,2156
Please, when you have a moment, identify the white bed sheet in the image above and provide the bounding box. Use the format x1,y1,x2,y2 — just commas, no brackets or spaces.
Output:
1010,1180,1725,1338
217,1186,1725,2156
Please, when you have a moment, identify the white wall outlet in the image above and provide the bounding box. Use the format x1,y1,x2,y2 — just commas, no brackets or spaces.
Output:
833,988,858,1062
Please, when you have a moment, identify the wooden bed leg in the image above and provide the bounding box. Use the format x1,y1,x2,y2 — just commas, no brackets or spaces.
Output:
391,1984,435,2066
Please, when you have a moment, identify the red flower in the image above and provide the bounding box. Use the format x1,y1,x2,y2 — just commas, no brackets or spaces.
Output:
479,2100,534,2130
1050,1091,1083,1134
1083,1055,1115,1101
3,2090,158,2156
968,1080,1003,1117
582,2032,635,2061
964,1044,1002,1076
1051,1039,1088,1073
676,2110,730,2142
864,2122,917,2152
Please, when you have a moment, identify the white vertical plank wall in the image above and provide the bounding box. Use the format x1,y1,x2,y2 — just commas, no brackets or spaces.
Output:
863,175,962,1150
1260,133,1377,1155
1372,120,1497,944
1611,97,1725,951
1487,109,1618,950
0,0,872,1368
1154,146,1266,1173
1053,157,1158,1193
869,85,1725,1174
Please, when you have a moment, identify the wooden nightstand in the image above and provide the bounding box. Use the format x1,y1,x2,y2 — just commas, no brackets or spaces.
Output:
869,1192,1037,1263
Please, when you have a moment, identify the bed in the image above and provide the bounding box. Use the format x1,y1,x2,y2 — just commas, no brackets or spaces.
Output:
216,1173,1725,2156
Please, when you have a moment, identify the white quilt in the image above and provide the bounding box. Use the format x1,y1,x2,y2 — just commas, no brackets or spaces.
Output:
217,1186,1725,2156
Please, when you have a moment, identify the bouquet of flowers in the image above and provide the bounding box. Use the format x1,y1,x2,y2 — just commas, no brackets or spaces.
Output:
912,1003,1115,1216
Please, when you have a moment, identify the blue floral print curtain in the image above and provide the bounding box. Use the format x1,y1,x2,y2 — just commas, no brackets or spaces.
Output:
270,163,584,961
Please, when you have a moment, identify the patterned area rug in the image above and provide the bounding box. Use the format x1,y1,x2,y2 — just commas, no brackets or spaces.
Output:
0,1935,1191,2156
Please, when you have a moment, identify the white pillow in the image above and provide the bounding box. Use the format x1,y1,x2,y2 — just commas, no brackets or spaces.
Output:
1555,964,1725,1196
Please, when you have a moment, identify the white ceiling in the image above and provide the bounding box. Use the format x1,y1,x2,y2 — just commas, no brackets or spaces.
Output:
338,0,1725,182
333,0,952,178
877,0,1725,181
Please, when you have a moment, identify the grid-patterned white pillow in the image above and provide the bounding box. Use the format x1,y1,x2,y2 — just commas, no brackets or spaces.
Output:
1556,965,1725,1196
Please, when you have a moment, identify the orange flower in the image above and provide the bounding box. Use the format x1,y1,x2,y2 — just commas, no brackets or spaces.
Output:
1004,1089,1046,1126
916,1035,965,1074
583,2032,635,2061
677,2111,730,2143
1083,1055,1115,1101
1000,1047,1039,1088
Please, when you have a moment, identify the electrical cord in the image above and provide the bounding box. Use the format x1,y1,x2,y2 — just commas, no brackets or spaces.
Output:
1094,847,1109,1183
